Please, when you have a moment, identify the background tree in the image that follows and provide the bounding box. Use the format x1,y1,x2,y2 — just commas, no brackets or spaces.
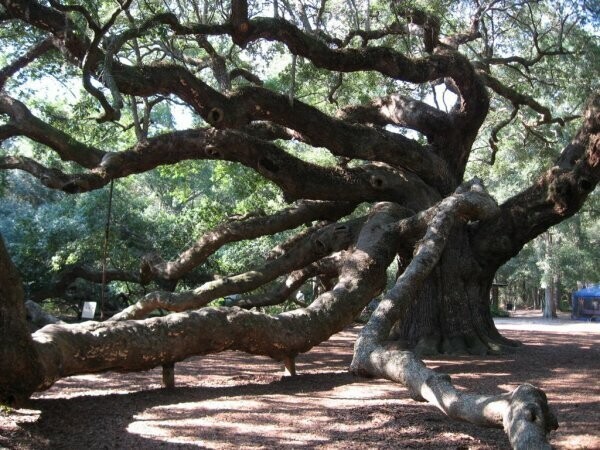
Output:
1,0,599,447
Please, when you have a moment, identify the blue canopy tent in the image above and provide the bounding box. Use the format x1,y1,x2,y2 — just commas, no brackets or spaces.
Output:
572,285,600,320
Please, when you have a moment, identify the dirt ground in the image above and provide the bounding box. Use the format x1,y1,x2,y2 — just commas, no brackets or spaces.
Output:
1,310,599,449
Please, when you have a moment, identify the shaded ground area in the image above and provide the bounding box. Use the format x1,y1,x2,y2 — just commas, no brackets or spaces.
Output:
1,311,599,449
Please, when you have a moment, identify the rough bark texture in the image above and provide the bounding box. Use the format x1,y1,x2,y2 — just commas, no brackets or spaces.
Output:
0,0,599,447
351,188,557,449
393,228,519,355
0,236,43,405
4,203,403,393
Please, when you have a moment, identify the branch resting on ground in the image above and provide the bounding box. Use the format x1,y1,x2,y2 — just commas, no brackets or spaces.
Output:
2,202,405,399
351,182,557,449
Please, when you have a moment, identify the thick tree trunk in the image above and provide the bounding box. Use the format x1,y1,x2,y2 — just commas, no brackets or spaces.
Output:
0,236,44,405
392,225,519,355
351,191,557,449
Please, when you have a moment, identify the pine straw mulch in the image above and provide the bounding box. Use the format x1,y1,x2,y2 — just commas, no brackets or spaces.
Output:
1,311,599,449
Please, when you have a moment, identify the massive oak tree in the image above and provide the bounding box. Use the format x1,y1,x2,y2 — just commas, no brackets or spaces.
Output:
0,0,598,448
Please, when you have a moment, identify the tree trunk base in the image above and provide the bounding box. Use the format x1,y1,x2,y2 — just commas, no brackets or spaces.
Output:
411,331,521,356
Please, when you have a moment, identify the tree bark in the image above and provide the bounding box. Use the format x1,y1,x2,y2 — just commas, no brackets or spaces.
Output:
392,225,519,355
0,236,44,405
1,2,598,447
0,203,403,397
351,185,556,449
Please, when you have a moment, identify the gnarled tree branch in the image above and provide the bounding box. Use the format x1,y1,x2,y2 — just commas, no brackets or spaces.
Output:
0,36,55,89
141,200,356,282
112,215,365,320
351,184,556,449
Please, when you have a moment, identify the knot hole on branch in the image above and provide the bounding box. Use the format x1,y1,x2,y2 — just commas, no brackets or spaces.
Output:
334,224,348,234
207,107,224,125
578,178,592,192
314,238,328,253
523,404,538,423
62,181,84,194
258,157,279,173
205,146,221,158
370,175,386,189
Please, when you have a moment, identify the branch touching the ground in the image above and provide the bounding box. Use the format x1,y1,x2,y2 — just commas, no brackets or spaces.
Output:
2,203,406,399
351,183,557,449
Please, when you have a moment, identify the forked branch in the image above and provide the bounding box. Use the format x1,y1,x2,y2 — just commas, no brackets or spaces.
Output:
111,216,365,320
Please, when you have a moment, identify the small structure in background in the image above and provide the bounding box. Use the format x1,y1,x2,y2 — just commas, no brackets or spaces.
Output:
81,301,97,320
571,285,600,320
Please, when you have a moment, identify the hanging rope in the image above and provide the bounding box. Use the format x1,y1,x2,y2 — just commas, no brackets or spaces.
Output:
288,53,297,107
100,179,114,320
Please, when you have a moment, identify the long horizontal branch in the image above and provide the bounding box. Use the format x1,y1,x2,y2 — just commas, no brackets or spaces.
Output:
2,75,449,195
0,155,104,192
0,94,105,168
223,86,451,190
112,60,451,190
2,79,451,192
1,0,486,178
226,18,488,124
233,255,342,309
142,200,355,282
20,203,405,394
339,94,454,139
484,49,570,69
2,127,440,208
